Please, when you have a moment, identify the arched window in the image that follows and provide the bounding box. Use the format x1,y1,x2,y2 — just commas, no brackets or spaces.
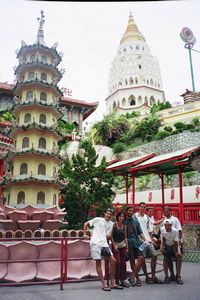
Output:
22,137,29,148
113,101,117,110
28,72,34,81
53,166,57,175
39,137,46,149
41,55,47,64
136,45,139,50
53,194,57,206
122,98,126,107
129,95,136,106
17,191,25,204
125,79,128,86
24,113,31,123
144,97,148,105
138,65,142,69
150,96,155,105
30,55,36,62
20,163,28,175
150,78,154,86
138,96,142,105
40,92,47,102
26,91,33,101
147,80,149,85
118,81,122,87
135,77,138,84
39,114,46,124
129,77,133,85
38,163,46,175
41,72,47,81
37,192,45,205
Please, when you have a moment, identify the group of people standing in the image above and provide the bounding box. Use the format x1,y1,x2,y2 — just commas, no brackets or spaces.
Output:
83,203,184,291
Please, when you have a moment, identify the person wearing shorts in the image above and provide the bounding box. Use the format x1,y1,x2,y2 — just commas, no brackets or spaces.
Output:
83,208,123,291
135,202,163,284
124,206,145,287
160,219,183,285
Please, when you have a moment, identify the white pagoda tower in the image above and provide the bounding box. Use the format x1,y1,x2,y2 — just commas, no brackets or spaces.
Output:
106,13,165,116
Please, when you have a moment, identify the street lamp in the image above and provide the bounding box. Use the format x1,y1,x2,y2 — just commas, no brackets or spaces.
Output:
180,27,196,92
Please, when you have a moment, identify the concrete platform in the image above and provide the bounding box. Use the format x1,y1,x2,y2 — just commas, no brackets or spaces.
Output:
0,262,199,300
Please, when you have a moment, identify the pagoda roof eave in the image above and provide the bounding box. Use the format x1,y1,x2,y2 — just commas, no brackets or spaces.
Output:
17,44,62,64
10,126,63,140
7,149,61,163
11,102,61,118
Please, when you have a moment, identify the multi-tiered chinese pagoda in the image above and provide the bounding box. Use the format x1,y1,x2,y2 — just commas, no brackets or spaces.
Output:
5,11,63,207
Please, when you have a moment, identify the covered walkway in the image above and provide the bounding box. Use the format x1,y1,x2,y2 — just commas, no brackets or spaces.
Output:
107,146,200,224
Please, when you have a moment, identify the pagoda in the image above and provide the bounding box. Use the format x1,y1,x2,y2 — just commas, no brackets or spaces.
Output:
5,11,63,207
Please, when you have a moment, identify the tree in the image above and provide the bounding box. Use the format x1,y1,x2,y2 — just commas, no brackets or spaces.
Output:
58,141,115,229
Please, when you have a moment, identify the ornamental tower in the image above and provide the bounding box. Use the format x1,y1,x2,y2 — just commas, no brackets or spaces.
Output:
5,11,63,207
106,13,165,115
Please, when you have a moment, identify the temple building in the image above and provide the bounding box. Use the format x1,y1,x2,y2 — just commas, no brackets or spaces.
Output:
105,12,165,116
2,11,64,207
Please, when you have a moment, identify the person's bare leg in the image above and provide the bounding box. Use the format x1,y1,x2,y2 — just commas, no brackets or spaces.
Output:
175,254,182,278
109,256,116,287
151,256,157,279
134,256,144,282
142,261,149,279
95,260,106,288
163,257,169,278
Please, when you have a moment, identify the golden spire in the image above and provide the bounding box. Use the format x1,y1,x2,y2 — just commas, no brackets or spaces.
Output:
120,12,145,44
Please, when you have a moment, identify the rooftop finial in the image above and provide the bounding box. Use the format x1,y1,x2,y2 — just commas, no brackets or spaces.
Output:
36,10,46,46
129,10,132,17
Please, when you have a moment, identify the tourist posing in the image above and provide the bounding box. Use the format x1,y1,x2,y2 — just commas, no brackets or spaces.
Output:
135,202,163,284
83,208,123,291
124,206,145,287
160,219,184,285
111,211,130,287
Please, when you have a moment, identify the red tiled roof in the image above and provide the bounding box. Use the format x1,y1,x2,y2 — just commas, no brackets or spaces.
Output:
60,96,98,108
0,82,14,90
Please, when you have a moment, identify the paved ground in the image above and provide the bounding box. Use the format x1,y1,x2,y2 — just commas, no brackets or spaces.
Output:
0,262,199,300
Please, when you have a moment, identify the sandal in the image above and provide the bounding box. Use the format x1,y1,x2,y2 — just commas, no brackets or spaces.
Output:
136,280,142,287
128,278,136,287
102,286,111,291
145,277,154,284
164,277,170,284
176,277,184,285
121,281,130,287
153,277,163,284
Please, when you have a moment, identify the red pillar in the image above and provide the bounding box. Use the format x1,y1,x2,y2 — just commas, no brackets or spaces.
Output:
131,174,135,206
161,174,165,205
178,166,184,225
79,112,83,133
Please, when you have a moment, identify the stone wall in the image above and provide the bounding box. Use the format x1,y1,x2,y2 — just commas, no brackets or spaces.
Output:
117,131,200,159
183,224,200,251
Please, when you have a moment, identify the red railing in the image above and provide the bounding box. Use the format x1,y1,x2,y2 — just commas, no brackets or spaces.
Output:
112,203,200,224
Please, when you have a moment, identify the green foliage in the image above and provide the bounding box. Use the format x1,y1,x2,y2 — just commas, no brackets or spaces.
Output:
0,111,15,122
182,171,196,186
164,126,173,132
173,122,187,133
59,141,115,229
57,120,76,134
192,117,200,127
88,113,130,146
137,175,152,190
133,115,161,141
155,130,171,140
125,111,141,119
112,142,126,154
150,101,172,114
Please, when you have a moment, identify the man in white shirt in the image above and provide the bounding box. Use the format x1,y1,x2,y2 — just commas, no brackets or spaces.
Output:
84,208,123,291
161,219,183,284
135,202,162,284
162,206,183,281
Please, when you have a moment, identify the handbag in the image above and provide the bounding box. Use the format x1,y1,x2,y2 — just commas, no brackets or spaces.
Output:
101,247,111,257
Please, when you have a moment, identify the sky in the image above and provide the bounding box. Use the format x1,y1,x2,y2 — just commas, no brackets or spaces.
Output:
0,0,200,128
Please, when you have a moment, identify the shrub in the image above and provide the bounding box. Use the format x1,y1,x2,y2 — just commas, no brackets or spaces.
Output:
112,142,126,154
164,126,173,132
155,130,171,140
